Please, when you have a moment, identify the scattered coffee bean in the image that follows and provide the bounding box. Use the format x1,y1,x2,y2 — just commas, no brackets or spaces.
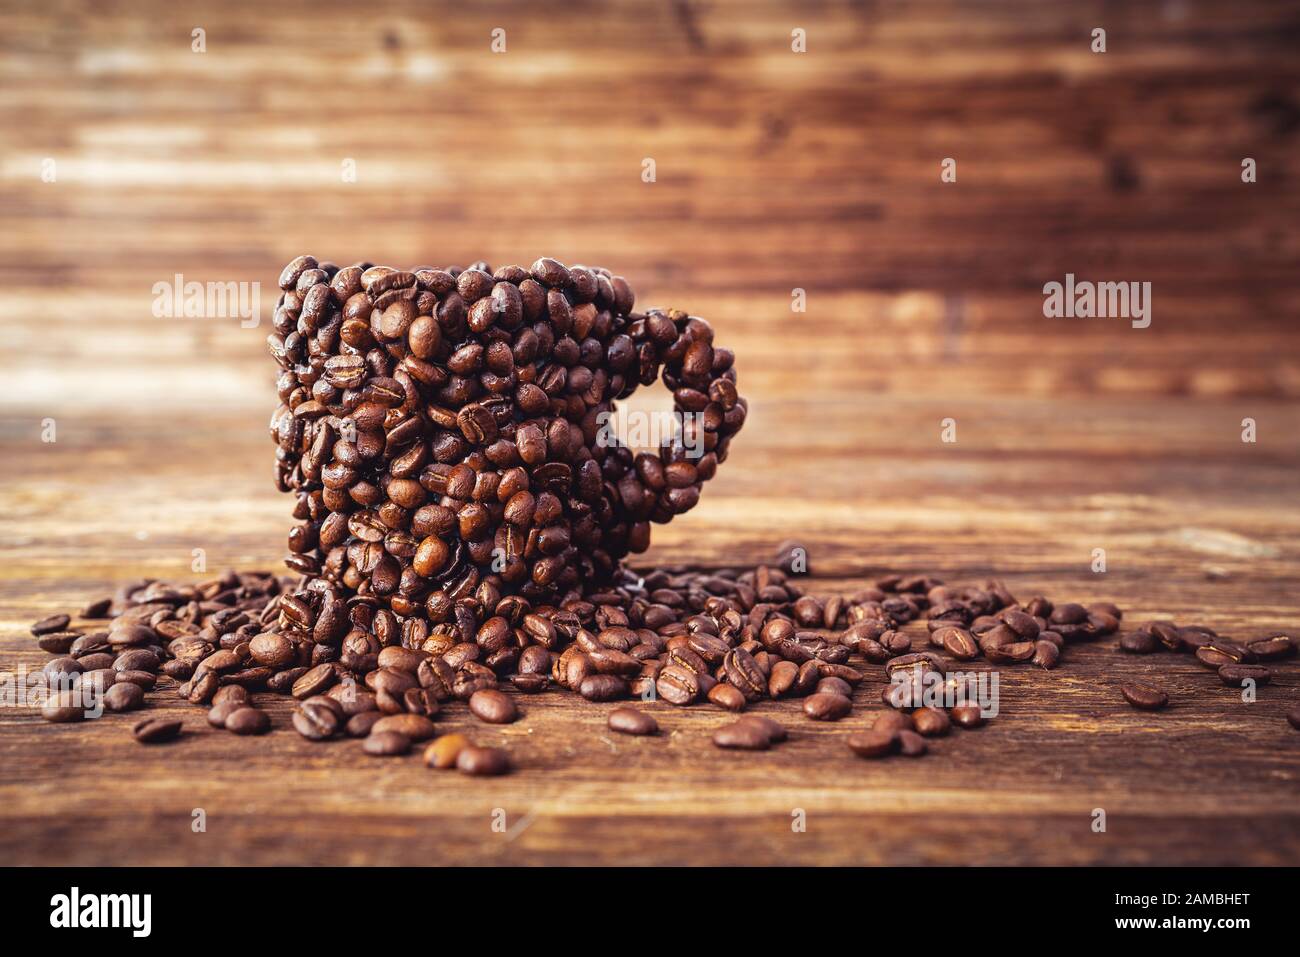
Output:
608,707,659,735
468,689,518,724
425,733,471,769
1121,682,1169,711
364,731,411,756
950,705,985,729
133,717,182,743
456,745,510,776
103,682,144,713
1218,664,1271,687
803,692,852,721
712,721,771,750
897,729,928,757
912,707,950,737
226,707,271,735
846,730,897,758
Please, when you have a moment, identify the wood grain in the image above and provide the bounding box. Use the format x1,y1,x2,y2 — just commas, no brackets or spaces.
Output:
1,0,1298,865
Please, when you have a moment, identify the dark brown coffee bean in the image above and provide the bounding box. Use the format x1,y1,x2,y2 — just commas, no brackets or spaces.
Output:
346,711,382,738
364,730,411,756
1195,640,1254,669
469,688,518,723
767,660,798,697
133,716,182,743
815,676,853,697
656,665,700,705
114,670,156,690
578,674,628,702
103,682,144,712
1121,682,1168,710
723,647,766,700
1032,639,1060,669
226,707,271,735
1218,664,1271,686
36,631,79,655
41,691,88,722
1247,635,1295,660
712,721,770,750
372,713,438,740
188,671,218,705
707,682,747,711
608,707,659,735
897,729,928,757
1120,630,1160,654
736,714,787,742
31,614,71,636
292,663,336,699
846,730,896,758
292,696,340,739
912,707,950,737
950,705,986,728
938,626,979,660
456,745,511,775
208,699,240,728
803,692,851,721
873,711,913,735
1288,706,1300,731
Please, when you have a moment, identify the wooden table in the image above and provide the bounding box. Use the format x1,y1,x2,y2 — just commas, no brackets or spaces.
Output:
1,0,1298,865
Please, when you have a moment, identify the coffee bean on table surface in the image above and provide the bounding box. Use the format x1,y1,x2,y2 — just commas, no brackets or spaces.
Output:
226,707,271,735
847,730,897,759
803,692,851,721
1288,706,1300,731
608,707,659,735
346,711,382,738
41,691,88,723
1120,630,1161,654
1032,639,1060,669
707,682,747,711
950,705,985,729
208,700,241,728
31,614,71,636
873,711,913,735
578,674,628,702
133,717,182,743
364,731,411,756
712,721,771,751
468,689,518,724
103,682,144,712
1121,682,1169,711
1195,641,1255,669
1218,664,1271,687
912,707,950,737
1247,635,1295,660
291,698,339,740
114,670,157,690
425,733,471,769
36,632,79,655
897,729,928,757
81,597,112,618
372,713,438,741
456,745,511,776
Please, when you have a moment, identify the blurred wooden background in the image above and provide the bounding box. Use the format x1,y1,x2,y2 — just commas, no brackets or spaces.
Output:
1,0,1298,865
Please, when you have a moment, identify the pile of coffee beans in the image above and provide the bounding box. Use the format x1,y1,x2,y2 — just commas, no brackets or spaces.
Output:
267,255,746,614
1114,619,1295,712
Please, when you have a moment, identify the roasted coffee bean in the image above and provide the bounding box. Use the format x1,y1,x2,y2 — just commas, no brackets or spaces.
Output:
897,729,928,757
815,676,853,697
372,713,438,741
950,705,986,729
1032,639,1060,669
346,711,383,738
364,730,411,756
293,695,343,739
712,721,770,751
1120,630,1161,654
938,626,979,661
456,745,510,776
1195,641,1254,669
767,660,798,697
208,699,241,728
423,733,470,769
707,682,747,711
226,707,271,735
103,682,144,712
578,674,628,702
803,692,851,721
737,714,787,742
1120,682,1168,710
1218,664,1271,687
608,707,659,735
1247,635,1295,660
114,670,157,690
188,671,219,705
846,730,896,759
656,665,701,705
36,631,79,655
469,688,518,723
723,647,766,700
1288,706,1300,731
133,717,182,743
292,663,336,699
41,691,88,722
912,707,950,737
31,614,71,636
873,711,913,735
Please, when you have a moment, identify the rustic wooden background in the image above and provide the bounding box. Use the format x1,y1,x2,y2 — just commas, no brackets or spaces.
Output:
1,0,1298,865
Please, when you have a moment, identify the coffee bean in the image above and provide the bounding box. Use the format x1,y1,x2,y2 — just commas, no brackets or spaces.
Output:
456,745,510,776
712,721,770,750
873,711,913,735
226,707,271,735
291,696,340,743
41,691,88,722
737,714,787,742
209,700,241,728
423,733,470,769
468,688,519,724
656,665,700,705
31,614,71,636
1247,635,1295,660
803,692,851,721
1218,664,1271,687
608,707,658,735
1032,639,1060,669
133,717,182,743
707,682,747,711
364,731,411,756
372,713,438,740
815,676,853,697
846,730,896,758
912,707,950,737
897,729,927,757
36,631,79,655
1288,706,1300,731
292,663,336,699
767,660,798,697
114,669,156,690
950,705,985,729
578,674,628,702
103,682,144,712
1120,682,1168,710
1120,630,1161,654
